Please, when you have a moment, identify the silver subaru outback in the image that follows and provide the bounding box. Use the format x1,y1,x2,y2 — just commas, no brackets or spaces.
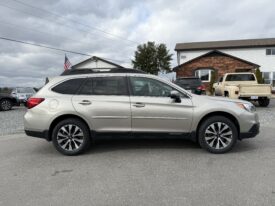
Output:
24,69,259,155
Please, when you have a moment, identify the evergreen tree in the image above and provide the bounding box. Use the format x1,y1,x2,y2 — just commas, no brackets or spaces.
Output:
255,68,264,84
132,41,173,74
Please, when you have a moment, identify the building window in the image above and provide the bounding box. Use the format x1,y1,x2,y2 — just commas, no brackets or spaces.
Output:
266,48,275,55
263,72,271,84
195,69,213,82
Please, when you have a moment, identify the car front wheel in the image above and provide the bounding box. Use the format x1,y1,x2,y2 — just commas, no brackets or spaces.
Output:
198,116,238,154
52,118,91,155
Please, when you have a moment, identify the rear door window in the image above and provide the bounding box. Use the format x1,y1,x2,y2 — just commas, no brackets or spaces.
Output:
78,76,128,96
52,78,84,94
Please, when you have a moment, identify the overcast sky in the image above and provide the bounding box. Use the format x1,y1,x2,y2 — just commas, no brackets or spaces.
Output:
0,0,275,87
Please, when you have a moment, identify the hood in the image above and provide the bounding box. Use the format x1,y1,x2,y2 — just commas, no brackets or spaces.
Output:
193,95,249,104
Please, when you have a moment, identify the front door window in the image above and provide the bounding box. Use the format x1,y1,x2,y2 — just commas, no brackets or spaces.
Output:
130,77,174,97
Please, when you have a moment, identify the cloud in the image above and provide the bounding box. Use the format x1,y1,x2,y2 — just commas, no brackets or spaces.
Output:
0,0,275,87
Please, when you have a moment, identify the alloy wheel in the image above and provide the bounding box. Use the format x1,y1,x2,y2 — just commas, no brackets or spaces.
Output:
1,100,11,111
204,122,233,150
56,124,84,151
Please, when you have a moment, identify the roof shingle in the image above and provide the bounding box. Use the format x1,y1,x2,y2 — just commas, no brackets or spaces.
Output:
175,38,275,51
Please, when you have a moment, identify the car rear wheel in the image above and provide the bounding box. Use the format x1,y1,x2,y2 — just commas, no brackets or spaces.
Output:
52,118,91,155
0,99,12,111
198,116,238,154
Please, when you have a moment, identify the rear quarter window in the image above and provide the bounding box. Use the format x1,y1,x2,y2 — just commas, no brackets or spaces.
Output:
52,78,84,94
226,74,255,81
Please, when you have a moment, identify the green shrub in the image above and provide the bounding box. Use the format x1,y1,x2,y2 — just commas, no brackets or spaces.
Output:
209,70,218,95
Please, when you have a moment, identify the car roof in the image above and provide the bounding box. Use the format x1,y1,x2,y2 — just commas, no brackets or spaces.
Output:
176,77,200,80
61,68,145,76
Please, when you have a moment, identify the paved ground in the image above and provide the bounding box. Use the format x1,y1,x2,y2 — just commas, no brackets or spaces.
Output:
0,101,275,205
0,106,26,136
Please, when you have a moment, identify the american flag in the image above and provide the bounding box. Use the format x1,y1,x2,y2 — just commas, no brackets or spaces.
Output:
64,54,72,70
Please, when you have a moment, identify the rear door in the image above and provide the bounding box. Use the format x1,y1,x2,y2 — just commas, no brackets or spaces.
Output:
72,75,131,132
129,76,193,133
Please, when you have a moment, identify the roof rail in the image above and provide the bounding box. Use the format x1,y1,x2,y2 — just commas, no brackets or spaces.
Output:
60,68,146,76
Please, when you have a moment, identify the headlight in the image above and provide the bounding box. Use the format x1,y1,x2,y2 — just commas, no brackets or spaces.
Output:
237,102,256,112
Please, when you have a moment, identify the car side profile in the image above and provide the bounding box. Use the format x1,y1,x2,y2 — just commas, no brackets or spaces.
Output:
24,69,259,155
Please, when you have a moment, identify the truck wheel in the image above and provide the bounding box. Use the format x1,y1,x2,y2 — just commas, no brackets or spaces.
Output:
224,92,229,97
258,98,270,107
198,116,238,154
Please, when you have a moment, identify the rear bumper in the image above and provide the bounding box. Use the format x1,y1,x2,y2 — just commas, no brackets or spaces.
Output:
239,123,260,139
25,130,50,141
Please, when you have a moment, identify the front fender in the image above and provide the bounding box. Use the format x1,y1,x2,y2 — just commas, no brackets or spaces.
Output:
224,85,239,99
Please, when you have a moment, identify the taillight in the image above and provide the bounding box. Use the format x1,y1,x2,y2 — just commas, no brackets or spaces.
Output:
197,85,206,90
27,98,45,109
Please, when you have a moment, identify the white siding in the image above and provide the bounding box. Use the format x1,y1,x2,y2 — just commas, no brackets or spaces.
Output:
178,47,275,72
74,59,118,69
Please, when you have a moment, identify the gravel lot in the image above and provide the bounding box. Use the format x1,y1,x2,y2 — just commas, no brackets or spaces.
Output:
0,106,26,136
0,99,274,136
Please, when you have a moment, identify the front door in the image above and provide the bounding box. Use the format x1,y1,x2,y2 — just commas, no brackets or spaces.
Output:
72,76,131,132
129,76,193,133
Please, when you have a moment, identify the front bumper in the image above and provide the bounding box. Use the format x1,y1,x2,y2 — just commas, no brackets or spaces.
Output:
239,123,260,139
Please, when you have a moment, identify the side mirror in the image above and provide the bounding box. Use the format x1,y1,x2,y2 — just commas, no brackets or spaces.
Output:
170,90,181,103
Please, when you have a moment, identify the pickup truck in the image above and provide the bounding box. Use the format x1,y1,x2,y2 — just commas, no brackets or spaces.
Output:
213,72,272,107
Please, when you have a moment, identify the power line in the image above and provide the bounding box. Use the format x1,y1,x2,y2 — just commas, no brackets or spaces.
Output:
0,20,133,62
0,3,137,49
0,36,131,64
11,0,140,45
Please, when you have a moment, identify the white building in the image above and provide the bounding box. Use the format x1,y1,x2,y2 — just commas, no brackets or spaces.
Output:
72,56,124,69
175,38,275,88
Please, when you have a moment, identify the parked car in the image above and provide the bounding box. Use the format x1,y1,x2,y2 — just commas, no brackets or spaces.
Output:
174,77,206,95
24,68,259,155
213,73,272,107
0,94,18,111
11,87,36,105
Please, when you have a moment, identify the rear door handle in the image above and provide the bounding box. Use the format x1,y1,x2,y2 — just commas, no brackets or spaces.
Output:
132,102,145,108
79,100,92,105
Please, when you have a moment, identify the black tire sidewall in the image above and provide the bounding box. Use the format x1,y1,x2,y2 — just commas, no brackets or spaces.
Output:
198,116,238,154
52,118,91,155
0,99,12,111
258,98,270,107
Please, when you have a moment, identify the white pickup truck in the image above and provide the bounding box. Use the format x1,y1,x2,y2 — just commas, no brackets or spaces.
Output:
213,73,272,107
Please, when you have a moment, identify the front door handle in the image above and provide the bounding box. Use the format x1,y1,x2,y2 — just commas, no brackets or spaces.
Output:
132,102,145,108
79,100,92,105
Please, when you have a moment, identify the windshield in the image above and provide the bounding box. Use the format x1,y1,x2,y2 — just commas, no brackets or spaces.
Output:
225,74,256,81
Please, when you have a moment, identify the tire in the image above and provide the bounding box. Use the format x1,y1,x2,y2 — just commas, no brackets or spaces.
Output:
258,98,270,107
0,99,12,111
198,116,238,154
52,118,91,156
224,92,229,98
